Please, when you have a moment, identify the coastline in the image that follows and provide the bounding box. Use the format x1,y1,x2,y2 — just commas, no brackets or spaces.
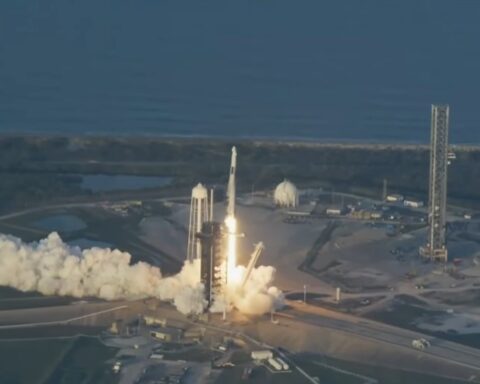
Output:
0,132,479,151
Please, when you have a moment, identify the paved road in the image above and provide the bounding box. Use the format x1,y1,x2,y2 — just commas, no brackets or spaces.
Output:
0,304,128,329
282,300,480,373
0,300,143,328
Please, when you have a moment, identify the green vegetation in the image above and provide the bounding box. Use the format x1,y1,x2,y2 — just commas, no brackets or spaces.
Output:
46,337,118,384
366,295,445,330
0,339,71,384
0,296,72,311
293,354,474,384
0,136,480,214
0,287,40,300
0,337,118,384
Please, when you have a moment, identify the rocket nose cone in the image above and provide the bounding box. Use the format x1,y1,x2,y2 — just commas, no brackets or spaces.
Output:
232,146,237,154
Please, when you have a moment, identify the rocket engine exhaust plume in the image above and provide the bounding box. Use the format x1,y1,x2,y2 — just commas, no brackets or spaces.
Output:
225,215,240,284
0,232,283,316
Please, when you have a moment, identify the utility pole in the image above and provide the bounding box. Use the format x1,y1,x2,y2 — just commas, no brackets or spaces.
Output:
303,284,307,304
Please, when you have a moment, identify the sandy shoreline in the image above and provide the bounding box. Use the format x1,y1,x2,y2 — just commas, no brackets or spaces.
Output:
1,132,479,151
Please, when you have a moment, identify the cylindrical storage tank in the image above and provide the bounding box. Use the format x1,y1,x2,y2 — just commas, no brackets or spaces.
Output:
277,358,289,370
268,358,282,371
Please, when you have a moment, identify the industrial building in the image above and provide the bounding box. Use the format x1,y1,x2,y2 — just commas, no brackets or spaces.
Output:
421,104,450,262
386,194,404,203
404,199,424,208
325,206,348,216
197,221,227,307
150,327,183,342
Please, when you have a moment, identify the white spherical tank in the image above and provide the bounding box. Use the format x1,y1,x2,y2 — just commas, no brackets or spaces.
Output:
274,179,299,207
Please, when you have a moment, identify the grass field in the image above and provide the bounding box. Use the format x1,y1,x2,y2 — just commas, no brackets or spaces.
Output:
0,287,41,300
293,354,474,384
0,336,119,384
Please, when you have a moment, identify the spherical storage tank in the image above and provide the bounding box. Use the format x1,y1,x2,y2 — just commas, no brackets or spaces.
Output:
274,179,299,207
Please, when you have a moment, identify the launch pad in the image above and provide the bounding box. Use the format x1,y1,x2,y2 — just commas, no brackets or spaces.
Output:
188,146,263,312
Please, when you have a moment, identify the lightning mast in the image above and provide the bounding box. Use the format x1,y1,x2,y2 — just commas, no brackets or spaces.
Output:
420,105,450,262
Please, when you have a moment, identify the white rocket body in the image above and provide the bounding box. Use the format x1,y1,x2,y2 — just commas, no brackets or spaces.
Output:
225,146,238,284
227,146,237,217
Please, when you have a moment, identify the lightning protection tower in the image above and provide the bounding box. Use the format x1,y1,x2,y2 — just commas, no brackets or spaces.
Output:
187,183,210,262
421,105,450,262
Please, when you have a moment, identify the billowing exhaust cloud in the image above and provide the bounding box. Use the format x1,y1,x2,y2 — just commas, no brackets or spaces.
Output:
219,265,284,316
0,232,282,316
0,232,205,314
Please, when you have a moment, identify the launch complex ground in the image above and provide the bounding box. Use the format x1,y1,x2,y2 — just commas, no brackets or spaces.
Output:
0,138,480,383
2,183,480,383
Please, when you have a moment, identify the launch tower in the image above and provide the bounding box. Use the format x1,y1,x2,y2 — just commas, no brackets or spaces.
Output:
197,221,226,307
421,105,450,262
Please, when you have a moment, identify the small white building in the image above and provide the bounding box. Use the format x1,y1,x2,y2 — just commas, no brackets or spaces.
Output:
326,208,342,216
150,327,182,342
370,211,383,219
386,194,404,202
144,315,167,327
404,199,424,208
251,350,273,361
326,206,348,216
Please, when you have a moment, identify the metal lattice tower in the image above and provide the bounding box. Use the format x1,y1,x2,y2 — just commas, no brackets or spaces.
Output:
197,222,226,308
421,105,450,262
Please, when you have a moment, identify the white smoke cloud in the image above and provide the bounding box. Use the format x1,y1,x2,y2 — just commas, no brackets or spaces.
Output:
0,232,282,316
210,264,285,316
0,232,206,315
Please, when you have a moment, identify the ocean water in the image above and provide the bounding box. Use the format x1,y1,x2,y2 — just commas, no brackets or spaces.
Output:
0,1,479,143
